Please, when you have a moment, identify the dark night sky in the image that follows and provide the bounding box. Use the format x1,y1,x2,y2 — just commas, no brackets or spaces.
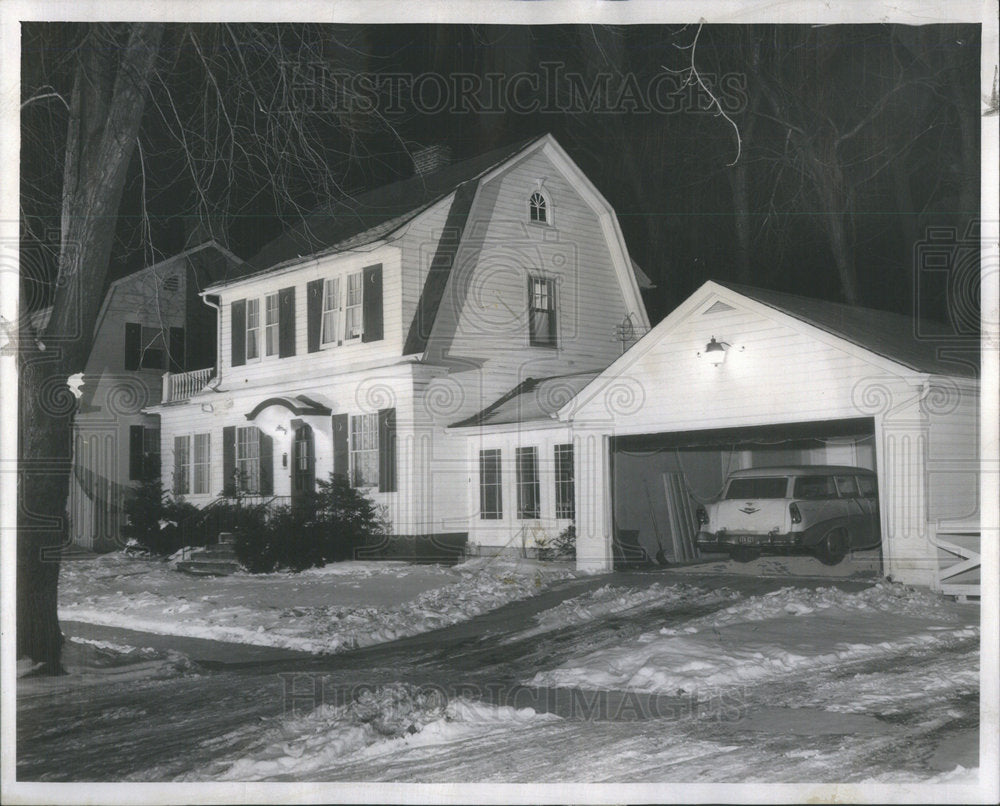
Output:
20,23,982,331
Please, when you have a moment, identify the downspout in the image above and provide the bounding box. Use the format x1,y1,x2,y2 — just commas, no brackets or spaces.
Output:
202,293,223,391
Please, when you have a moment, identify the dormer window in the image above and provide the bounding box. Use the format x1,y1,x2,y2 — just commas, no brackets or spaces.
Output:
529,191,548,224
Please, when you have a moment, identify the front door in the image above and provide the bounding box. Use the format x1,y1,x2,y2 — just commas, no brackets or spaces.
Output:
291,423,315,507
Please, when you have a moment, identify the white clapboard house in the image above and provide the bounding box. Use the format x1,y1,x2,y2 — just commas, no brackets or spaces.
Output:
145,135,980,590
147,134,653,556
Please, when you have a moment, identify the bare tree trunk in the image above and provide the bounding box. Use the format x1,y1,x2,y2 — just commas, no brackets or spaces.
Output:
17,22,163,672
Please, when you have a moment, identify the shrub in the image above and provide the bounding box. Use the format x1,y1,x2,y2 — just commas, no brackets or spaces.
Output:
122,479,200,556
233,474,382,573
536,523,576,561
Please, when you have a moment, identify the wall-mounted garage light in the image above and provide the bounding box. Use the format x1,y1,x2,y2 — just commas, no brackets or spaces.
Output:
699,336,744,366
700,336,728,366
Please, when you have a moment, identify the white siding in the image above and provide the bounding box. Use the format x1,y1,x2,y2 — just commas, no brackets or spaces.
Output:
424,149,642,422
157,365,419,532
215,244,404,390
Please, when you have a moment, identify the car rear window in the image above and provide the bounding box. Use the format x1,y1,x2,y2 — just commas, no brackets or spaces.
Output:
793,475,839,500
725,477,788,499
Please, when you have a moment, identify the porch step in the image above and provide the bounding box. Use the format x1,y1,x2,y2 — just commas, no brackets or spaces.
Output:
175,538,240,576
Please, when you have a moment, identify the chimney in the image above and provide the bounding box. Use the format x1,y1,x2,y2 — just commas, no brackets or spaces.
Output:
412,144,452,177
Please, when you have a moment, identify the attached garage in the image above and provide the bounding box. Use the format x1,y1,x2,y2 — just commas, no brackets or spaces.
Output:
560,281,980,589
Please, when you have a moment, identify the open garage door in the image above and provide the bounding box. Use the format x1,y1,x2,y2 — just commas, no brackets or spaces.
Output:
610,417,880,576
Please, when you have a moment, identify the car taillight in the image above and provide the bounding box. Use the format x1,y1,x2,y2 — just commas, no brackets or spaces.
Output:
789,503,802,524
696,505,708,526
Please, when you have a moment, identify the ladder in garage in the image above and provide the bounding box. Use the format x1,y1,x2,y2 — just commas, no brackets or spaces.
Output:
931,521,980,600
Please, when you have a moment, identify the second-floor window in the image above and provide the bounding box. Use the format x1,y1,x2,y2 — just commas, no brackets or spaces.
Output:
321,277,340,345
245,298,261,361
528,276,557,347
231,287,296,367
307,263,383,353
265,294,279,356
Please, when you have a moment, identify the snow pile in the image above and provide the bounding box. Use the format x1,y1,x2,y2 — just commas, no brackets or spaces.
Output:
187,683,560,781
59,552,574,654
507,582,727,642
529,584,979,697
656,580,961,636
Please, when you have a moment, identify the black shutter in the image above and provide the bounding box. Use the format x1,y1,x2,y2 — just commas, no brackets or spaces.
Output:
231,300,246,367
259,430,273,495
169,327,185,372
378,407,396,493
547,280,557,346
129,425,144,481
332,413,349,479
278,286,296,358
222,426,236,496
124,322,141,370
307,279,323,352
361,263,383,343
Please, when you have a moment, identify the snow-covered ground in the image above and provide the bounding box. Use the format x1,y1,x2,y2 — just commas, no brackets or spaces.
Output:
169,580,980,785
57,552,575,653
528,581,976,694
23,555,984,789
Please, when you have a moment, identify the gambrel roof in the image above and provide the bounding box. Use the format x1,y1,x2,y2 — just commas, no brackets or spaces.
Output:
238,134,655,288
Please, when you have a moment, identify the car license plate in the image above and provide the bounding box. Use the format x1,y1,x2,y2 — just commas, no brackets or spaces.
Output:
738,535,755,545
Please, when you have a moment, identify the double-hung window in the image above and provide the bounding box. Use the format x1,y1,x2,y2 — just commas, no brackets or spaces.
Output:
192,433,211,495
479,449,502,519
236,426,261,493
174,433,211,495
345,272,363,340
516,446,540,519
554,443,575,519
245,298,261,361
264,294,279,356
173,435,191,495
350,412,379,487
321,277,340,345
528,276,557,347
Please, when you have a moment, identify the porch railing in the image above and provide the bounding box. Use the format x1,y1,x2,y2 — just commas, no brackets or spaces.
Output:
162,367,215,402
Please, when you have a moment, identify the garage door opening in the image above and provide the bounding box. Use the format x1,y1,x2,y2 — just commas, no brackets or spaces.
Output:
610,417,880,574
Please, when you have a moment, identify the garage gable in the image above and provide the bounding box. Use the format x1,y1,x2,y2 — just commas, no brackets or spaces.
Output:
560,281,932,433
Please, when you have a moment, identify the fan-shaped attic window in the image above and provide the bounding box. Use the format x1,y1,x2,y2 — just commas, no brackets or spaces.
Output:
529,191,549,224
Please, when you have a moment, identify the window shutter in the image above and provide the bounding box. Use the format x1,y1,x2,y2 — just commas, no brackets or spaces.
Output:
129,425,144,481
259,430,273,495
173,435,186,494
169,327,185,372
547,280,557,346
378,407,396,493
124,322,141,371
361,263,383,343
231,300,246,367
278,286,296,358
222,426,236,496
307,279,324,352
332,413,349,479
